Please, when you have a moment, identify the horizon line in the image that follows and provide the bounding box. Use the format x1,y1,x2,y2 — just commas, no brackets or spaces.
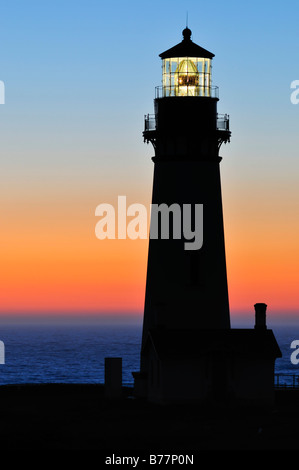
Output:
0,310,297,326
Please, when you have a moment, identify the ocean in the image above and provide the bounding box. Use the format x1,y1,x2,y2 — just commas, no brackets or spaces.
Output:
0,320,142,386
0,319,298,386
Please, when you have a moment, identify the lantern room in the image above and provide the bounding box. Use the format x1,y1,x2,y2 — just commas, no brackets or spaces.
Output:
159,28,215,98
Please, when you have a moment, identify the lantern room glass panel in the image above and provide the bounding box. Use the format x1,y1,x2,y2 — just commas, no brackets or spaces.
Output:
162,57,211,97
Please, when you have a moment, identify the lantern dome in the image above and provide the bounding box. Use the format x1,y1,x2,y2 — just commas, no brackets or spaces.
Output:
159,29,215,97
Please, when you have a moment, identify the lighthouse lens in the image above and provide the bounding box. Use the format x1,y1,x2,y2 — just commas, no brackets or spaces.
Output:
177,59,199,92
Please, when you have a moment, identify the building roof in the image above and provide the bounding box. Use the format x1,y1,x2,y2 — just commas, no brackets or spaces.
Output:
144,328,282,360
159,28,215,60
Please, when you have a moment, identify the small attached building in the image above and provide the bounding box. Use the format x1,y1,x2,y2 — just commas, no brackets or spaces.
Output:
142,327,281,406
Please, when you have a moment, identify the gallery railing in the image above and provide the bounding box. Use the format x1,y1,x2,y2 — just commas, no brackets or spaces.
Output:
144,113,229,132
275,374,299,389
155,85,219,99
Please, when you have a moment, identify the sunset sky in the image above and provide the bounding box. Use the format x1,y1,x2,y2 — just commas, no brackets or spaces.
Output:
1,0,299,324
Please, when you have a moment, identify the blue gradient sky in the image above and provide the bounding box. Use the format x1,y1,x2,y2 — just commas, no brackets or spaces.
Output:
0,0,299,321
1,0,298,176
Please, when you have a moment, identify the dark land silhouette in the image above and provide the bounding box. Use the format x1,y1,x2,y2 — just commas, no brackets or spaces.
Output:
0,383,299,450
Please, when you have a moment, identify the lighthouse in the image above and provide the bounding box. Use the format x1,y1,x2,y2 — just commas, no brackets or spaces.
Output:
133,28,281,406
141,28,231,336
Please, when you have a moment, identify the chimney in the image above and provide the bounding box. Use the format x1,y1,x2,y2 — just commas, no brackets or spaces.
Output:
254,303,267,330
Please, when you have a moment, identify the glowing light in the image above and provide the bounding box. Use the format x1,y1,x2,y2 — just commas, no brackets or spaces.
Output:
162,57,211,97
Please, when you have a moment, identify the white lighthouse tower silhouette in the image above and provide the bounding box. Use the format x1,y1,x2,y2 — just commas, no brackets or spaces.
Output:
133,28,281,406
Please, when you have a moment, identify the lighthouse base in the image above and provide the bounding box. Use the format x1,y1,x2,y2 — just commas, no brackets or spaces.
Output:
133,328,281,407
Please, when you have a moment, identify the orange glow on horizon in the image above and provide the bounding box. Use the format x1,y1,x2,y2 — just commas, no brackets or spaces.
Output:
1,178,299,317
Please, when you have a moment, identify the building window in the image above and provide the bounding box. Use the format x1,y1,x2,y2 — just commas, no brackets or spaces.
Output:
150,360,154,386
185,250,203,287
157,360,160,386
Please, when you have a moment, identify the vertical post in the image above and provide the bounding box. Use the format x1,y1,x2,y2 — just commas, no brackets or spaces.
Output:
105,357,122,399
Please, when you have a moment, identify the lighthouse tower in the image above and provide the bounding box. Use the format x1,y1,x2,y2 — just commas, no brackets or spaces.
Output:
133,29,281,405
141,27,231,338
